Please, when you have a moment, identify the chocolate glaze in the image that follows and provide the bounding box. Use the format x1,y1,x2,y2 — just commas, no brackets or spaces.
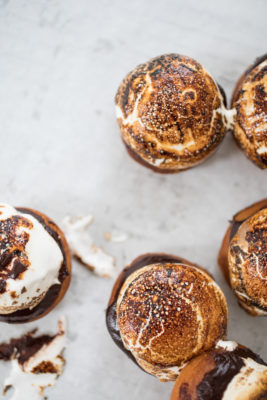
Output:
106,253,192,367
229,219,243,241
0,208,69,324
0,329,55,365
196,346,267,400
217,83,227,108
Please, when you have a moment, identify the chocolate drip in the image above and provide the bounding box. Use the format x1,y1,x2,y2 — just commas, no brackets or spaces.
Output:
217,83,227,108
0,208,69,324
9,260,27,280
0,330,55,365
106,253,185,366
0,280,6,294
196,347,266,400
229,220,243,241
0,253,13,270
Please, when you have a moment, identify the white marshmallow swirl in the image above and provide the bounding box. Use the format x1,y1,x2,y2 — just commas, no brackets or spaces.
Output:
0,203,63,314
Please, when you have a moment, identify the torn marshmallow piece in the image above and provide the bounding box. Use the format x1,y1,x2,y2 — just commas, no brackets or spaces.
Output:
61,216,116,278
104,230,128,243
2,317,66,400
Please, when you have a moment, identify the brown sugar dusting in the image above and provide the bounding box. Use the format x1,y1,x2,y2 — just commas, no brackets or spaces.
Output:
117,263,227,369
229,207,267,314
116,54,227,171
232,55,267,169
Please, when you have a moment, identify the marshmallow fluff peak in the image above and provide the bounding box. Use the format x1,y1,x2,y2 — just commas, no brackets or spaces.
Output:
0,204,63,314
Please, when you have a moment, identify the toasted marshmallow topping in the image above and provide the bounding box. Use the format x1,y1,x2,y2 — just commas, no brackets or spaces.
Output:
222,357,267,400
0,204,63,314
117,263,228,381
228,207,267,316
116,54,231,171
231,56,267,169
62,215,116,278
3,317,66,400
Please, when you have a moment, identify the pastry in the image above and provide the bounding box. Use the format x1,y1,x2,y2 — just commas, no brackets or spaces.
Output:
115,54,233,173
231,54,267,168
106,253,228,381
0,203,71,323
170,340,267,400
218,199,267,316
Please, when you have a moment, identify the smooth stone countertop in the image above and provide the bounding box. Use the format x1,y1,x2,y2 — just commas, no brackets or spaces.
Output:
0,0,266,399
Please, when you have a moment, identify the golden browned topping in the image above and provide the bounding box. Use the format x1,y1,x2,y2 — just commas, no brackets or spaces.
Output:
229,207,267,315
232,56,267,169
31,360,58,374
117,263,228,380
116,54,229,172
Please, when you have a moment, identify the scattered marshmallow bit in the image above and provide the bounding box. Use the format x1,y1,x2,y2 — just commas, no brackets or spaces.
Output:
62,216,116,278
3,317,66,400
104,230,128,243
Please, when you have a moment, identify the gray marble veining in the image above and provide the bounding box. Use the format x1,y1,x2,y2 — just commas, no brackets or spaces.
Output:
0,0,266,399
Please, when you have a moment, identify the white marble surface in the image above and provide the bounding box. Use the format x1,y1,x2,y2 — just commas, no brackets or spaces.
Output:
0,0,266,398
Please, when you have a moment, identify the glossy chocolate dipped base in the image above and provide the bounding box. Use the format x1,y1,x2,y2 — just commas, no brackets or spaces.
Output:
171,345,267,400
106,253,210,367
0,208,71,324
218,199,267,285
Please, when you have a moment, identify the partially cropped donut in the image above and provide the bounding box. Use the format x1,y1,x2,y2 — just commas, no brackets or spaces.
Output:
170,341,267,400
115,54,231,173
231,54,267,169
218,199,267,316
0,203,71,323
106,253,228,381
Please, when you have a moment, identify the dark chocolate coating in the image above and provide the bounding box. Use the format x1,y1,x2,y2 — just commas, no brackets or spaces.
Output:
0,329,55,365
